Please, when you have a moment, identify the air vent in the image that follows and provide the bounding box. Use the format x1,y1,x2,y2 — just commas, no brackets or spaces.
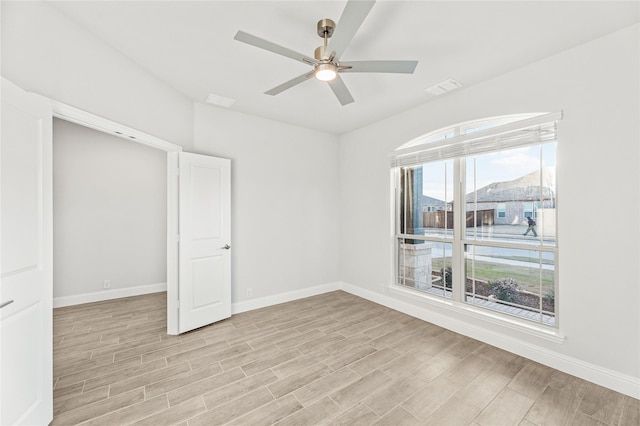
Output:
425,78,462,96
205,93,236,108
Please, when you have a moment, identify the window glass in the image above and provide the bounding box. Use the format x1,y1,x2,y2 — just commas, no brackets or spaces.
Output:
397,238,453,299
465,143,557,247
399,160,454,239
466,245,555,325
523,203,534,218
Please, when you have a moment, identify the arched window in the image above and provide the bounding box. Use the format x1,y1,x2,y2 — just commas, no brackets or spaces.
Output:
391,112,561,328
397,113,542,149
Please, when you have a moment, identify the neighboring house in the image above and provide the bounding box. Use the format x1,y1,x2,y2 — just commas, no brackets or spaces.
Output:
422,195,447,212
465,167,556,225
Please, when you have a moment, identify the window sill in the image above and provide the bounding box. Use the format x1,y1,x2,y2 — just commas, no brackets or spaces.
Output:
388,284,565,344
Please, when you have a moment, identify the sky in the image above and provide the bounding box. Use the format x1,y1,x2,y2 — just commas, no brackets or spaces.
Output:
422,142,556,202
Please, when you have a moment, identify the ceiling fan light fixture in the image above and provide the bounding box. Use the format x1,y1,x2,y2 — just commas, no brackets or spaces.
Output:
315,63,338,81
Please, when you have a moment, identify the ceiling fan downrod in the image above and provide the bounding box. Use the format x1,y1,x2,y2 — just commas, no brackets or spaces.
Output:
314,18,335,61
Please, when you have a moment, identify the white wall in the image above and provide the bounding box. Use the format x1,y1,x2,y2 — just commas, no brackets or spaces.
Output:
339,24,639,389
53,119,167,301
194,103,341,305
1,1,193,149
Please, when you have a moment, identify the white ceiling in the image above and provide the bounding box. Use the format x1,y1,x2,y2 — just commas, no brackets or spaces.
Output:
50,1,639,134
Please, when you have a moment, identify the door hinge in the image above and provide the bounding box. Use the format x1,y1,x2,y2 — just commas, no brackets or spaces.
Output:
175,168,180,176
176,234,180,243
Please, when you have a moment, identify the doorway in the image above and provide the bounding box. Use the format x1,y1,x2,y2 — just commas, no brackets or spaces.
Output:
52,118,168,308
51,118,233,335
48,99,182,334
48,99,232,335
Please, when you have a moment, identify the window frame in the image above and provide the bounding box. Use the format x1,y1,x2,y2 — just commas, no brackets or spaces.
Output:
391,113,561,333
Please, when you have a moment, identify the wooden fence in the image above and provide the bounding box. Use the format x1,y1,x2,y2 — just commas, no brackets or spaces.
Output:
423,209,494,229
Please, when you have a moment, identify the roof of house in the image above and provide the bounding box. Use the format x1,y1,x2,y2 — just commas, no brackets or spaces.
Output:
465,168,556,203
422,195,446,206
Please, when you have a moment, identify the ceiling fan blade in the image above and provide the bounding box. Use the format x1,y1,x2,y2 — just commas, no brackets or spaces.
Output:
340,60,418,74
325,0,375,61
265,71,315,96
328,76,355,106
234,30,317,65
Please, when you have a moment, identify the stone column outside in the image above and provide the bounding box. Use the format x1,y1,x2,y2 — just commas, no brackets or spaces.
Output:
399,242,433,290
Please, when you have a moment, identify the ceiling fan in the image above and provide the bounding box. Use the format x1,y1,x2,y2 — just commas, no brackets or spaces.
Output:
234,0,418,106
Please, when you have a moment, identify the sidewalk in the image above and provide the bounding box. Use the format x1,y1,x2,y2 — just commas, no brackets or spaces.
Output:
424,286,556,326
422,224,556,246
465,224,556,244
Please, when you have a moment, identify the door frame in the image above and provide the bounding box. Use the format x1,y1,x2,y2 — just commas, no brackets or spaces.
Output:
34,94,183,334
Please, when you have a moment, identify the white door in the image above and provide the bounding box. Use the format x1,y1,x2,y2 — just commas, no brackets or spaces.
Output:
178,152,231,333
0,79,53,425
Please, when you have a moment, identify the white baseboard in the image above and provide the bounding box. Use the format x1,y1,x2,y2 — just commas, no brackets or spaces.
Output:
53,282,167,308
231,282,341,315
338,281,640,400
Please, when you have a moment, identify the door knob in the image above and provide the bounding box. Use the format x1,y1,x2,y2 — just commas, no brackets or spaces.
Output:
222,244,231,250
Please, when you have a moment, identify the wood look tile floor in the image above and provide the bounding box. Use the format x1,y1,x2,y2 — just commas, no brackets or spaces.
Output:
52,291,639,425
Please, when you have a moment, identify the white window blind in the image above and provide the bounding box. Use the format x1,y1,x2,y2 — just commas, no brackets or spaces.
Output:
390,112,561,168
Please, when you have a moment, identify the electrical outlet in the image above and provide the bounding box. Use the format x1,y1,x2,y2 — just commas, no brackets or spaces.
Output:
103,280,111,289
246,288,252,298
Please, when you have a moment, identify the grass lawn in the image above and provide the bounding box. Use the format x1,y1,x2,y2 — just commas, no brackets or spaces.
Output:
431,257,553,294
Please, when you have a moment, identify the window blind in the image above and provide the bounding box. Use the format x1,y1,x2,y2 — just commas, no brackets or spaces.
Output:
390,111,561,168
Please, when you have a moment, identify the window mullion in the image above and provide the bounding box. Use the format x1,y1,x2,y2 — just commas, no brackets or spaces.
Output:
452,157,465,303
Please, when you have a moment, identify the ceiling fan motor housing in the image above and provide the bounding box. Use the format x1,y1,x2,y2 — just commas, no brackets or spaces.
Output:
314,46,329,61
